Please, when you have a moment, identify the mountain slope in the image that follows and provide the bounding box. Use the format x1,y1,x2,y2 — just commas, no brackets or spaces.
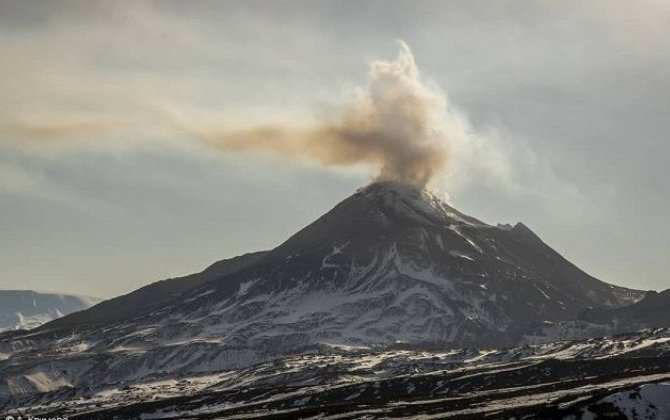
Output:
581,288,670,328
44,251,267,329
0,290,99,332
38,182,643,346
0,181,646,400
13,328,670,419
152,182,640,343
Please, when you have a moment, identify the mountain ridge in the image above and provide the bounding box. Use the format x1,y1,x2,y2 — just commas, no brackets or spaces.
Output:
28,182,644,346
0,181,655,404
0,290,100,332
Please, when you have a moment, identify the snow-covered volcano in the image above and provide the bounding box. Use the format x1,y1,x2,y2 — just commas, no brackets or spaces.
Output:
14,182,642,346
0,182,647,400
139,180,640,349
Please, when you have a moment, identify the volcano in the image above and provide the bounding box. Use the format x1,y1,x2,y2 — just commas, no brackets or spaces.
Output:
0,181,649,407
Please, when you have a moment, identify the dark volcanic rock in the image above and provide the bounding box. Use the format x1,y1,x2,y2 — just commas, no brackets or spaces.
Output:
0,181,649,404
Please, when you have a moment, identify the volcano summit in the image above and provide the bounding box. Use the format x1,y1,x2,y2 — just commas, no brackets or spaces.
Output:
4,182,667,418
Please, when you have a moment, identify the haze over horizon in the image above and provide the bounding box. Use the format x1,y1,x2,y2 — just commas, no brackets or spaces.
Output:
1,1,669,297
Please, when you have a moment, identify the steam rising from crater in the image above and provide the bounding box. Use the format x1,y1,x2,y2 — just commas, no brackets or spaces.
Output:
189,42,457,187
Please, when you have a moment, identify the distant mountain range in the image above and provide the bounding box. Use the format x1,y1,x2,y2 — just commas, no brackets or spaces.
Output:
1,181,668,418
0,290,99,332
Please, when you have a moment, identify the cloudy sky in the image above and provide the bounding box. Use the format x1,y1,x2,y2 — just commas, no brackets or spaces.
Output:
1,0,668,297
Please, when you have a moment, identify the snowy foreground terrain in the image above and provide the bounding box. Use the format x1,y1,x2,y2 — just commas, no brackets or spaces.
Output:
1,182,669,418
4,328,670,418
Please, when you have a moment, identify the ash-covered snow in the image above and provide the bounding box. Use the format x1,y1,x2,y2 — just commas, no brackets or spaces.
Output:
577,382,670,419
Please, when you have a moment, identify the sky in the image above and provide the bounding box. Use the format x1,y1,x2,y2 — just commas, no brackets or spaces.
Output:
0,0,668,297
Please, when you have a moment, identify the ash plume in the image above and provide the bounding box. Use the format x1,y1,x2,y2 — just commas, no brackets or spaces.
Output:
0,118,121,143
187,42,457,188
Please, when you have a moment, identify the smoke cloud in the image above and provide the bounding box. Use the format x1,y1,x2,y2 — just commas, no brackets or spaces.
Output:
0,118,122,143
187,42,455,187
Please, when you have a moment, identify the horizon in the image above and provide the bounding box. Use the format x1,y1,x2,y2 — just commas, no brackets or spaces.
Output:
1,178,660,299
